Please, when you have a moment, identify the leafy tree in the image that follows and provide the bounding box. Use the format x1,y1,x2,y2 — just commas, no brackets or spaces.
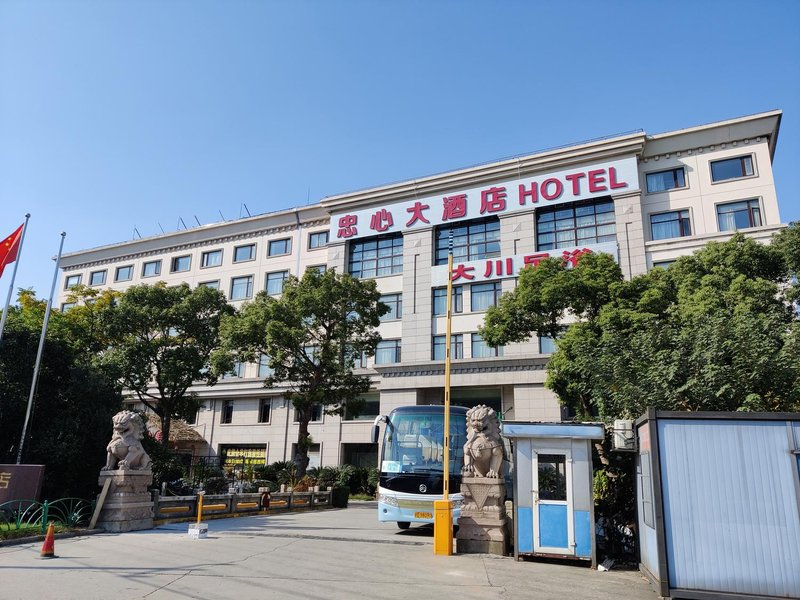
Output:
0,291,121,498
215,268,387,476
103,283,233,446
480,228,800,419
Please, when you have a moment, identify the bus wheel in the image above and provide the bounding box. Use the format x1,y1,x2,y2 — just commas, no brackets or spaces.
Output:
397,521,410,530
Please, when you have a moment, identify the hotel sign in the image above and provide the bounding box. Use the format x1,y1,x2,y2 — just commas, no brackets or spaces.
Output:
329,157,639,241
430,242,619,286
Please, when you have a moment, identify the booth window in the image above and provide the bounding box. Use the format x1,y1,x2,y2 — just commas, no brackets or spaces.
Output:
538,454,567,501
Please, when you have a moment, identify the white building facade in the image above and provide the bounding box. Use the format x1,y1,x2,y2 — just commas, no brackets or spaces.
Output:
57,110,786,470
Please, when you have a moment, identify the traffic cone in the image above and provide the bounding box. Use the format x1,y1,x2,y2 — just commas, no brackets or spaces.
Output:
40,523,56,559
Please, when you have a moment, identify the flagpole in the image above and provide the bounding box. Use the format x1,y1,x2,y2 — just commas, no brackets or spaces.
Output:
16,231,66,465
0,213,31,345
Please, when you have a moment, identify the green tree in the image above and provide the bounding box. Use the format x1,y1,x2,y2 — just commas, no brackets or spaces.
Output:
480,228,800,418
103,283,233,446
0,291,121,498
215,268,387,476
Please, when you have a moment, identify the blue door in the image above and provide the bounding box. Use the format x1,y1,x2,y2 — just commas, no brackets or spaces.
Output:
533,450,574,555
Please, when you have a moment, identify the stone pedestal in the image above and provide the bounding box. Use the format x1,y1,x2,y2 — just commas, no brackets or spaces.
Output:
97,469,154,532
456,477,508,556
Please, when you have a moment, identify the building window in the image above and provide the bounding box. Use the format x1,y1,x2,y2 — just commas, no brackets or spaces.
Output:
344,392,380,421
198,280,220,290
379,294,402,321
348,233,403,278
89,270,107,286
306,264,326,274
470,282,502,312
223,362,245,379
268,238,291,257
650,210,692,241
651,260,676,270
258,399,271,424
537,199,616,251
471,333,502,358
60,302,77,312
171,255,191,273
710,155,754,182
435,217,500,266
539,334,558,354
221,400,233,424
717,199,762,231
374,339,401,364
266,271,289,295
230,275,254,300
646,167,686,193
64,274,82,289
142,260,161,278
308,231,329,249
258,354,274,378
115,265,133,282
201,249,222,268
294,404,323,423
433,286,463,316
432,334,464,360
233,244,255,263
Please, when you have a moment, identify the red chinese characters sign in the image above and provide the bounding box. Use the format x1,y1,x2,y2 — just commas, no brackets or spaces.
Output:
430,242,619,286
329,157,638,241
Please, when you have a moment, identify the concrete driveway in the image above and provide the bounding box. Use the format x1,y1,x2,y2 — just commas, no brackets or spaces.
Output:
0,502,656,600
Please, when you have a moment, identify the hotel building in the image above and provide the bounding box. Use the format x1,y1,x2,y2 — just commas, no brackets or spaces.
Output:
57,110,786,470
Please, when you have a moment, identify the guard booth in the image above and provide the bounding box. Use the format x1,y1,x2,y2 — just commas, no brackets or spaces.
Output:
502,422,604,566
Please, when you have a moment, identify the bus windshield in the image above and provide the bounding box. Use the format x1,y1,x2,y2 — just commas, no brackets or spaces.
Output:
381,409,465,476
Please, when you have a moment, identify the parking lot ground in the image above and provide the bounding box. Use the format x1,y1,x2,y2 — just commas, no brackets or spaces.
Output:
0,502,656,600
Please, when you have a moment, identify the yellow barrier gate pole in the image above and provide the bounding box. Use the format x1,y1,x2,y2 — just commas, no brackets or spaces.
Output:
197,492,204,524
434,232,454,556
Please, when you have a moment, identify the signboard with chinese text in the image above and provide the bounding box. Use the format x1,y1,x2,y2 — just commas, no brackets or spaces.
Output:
430,242,619,286
219,446,267,469
329,157,639,241
0,464,45,503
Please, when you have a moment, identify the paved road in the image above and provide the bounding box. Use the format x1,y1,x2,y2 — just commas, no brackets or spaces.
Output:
0,502,656,600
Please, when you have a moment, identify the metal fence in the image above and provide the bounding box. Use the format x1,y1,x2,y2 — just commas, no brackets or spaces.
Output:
0,498,95,534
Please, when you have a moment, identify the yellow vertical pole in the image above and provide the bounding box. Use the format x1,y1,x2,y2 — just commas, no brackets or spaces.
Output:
434,235,454,556
197,493,204,524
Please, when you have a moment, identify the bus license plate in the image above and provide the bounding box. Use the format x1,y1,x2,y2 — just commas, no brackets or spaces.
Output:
414,511,432,519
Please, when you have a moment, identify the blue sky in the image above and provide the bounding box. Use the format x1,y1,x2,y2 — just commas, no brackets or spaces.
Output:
1,0,798,298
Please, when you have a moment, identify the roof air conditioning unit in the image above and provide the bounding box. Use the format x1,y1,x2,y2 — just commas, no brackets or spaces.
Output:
612,419,635,451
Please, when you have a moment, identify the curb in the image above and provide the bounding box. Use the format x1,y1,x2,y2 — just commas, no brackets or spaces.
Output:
0,528,105,548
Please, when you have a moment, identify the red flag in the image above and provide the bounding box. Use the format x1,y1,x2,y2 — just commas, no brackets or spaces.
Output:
0,224,24,278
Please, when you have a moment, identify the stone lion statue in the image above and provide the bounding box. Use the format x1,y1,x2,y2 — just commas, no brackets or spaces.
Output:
462,405,504,479
103,411,152,471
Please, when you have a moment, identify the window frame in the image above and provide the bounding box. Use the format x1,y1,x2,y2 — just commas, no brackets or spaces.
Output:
379,293,403,321
471,333,503,358
200,249,223,269
64,274,82,290
374,339,401,365
114,265,133,282
268,238,292,257
470,281,502,312
432,286,463,316
258,354,274,378
233,243,256,263
347,233,404,279
432,334,464,361
220,400,234,424
171,254,192,273
649,209,692,241
536,198,616,251
645,167,687,194
258,399,271,424
710,154,756,183
198,280,220,290
142,260,162,278
265,270,290,296
89,270,107,287
716,199,763,231
435,217,500,266
60,301,77,312
308,231,329,250
343,392,381,422
230,275,254,301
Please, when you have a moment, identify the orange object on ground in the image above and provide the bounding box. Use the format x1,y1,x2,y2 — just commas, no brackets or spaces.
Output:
40,523,56,559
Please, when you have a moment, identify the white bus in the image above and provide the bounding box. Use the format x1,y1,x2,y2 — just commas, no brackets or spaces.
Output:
371,405,468,529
